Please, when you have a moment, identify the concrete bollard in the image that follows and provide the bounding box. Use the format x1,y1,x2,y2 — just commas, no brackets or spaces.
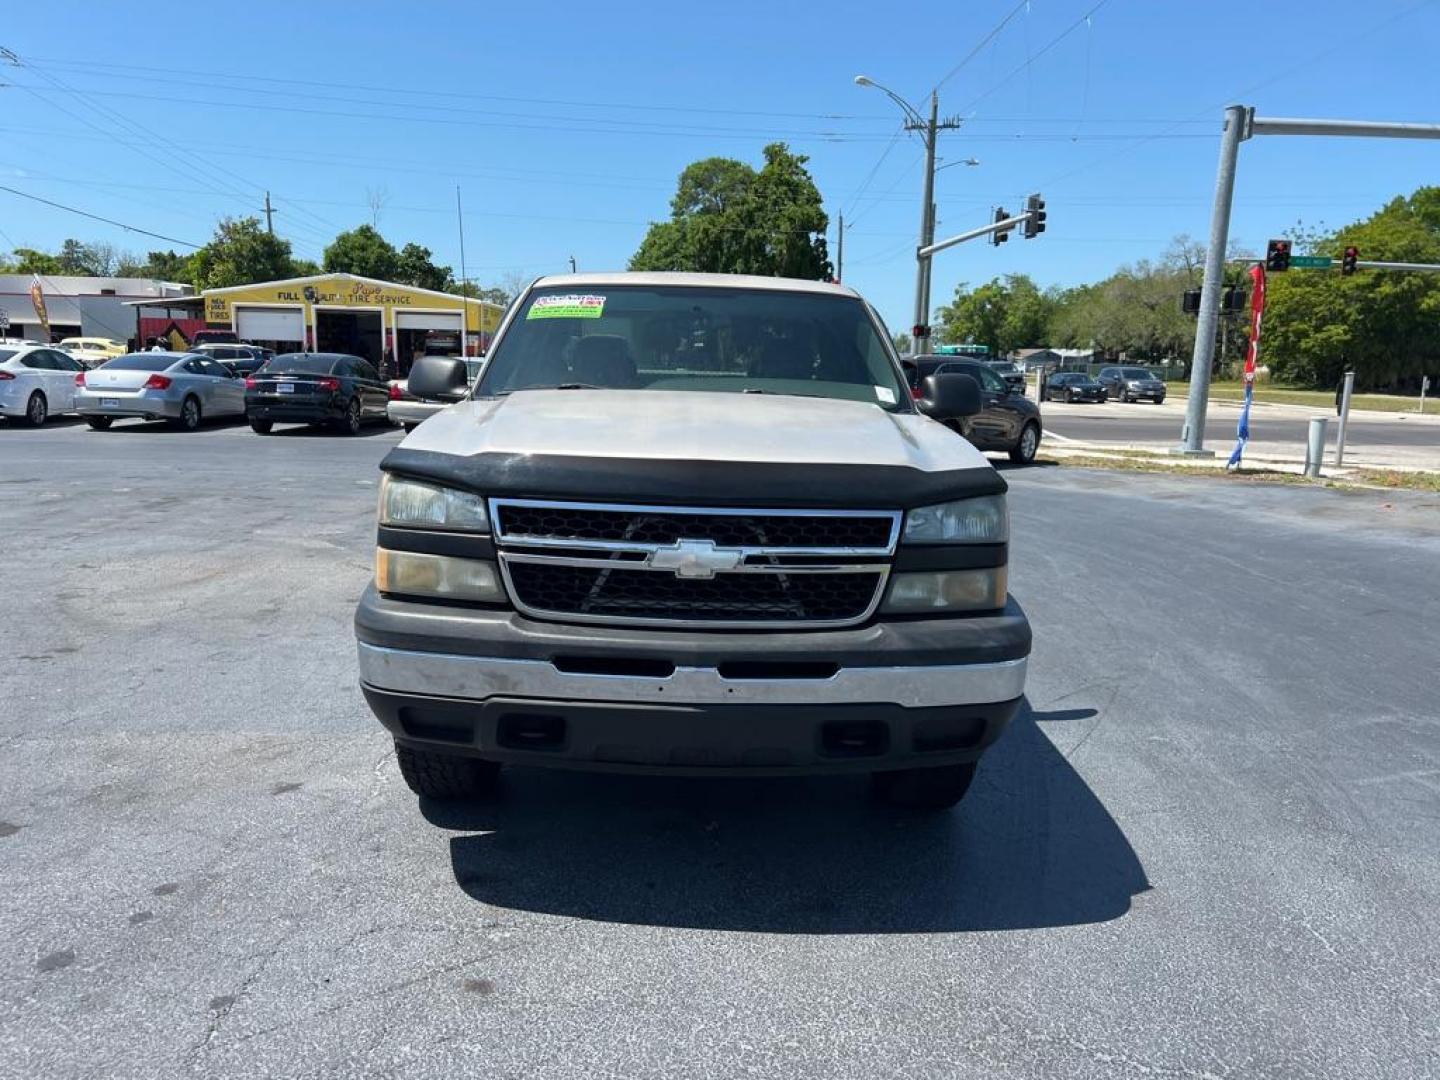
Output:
1304,416,1328,478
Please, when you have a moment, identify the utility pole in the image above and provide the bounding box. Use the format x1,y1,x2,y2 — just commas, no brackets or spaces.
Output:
263,191,275,235
854,77,960,356
836,213,844,282
1176,106,1440,456
909,92,961,356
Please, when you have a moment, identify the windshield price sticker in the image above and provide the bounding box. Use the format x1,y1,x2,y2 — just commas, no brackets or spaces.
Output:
527,294,607,320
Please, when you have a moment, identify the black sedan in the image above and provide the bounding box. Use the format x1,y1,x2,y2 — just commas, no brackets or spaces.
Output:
1042,371,1108,403
918,357,1043,463
245,352,390,435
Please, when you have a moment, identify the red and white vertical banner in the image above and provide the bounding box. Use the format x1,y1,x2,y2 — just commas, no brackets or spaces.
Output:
1227,264,1267,469
1243,262,1266,384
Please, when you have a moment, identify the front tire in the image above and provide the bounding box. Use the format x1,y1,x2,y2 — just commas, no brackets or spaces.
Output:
341,398,362,435
395,742,501,801
24,392,47,427
249,419,273,434
1009,421,1040,464
872,762,977,810
1064,388,1074,404
85,416,113,430
173,396,201,431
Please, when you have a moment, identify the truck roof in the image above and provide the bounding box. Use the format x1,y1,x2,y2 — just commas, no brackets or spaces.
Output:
529,271,860,299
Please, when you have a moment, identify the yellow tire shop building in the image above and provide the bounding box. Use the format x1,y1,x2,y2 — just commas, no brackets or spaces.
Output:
191,273,503,376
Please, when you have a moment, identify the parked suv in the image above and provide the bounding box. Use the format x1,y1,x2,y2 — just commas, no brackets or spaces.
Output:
1098,366,1167,403
355,273,1031,811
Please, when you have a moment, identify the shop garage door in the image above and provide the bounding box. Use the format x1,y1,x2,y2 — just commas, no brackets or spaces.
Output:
236,307,304,342
396,312,461,332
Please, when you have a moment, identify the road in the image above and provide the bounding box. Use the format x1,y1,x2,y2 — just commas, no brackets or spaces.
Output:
1042,396,1439,466
3,417,1438,1079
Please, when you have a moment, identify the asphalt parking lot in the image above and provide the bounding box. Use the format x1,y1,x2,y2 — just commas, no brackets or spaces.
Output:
3,415,1438,1079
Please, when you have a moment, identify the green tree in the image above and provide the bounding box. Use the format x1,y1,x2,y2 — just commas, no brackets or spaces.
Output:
323,224,401,280
891,331,912,355
630,143,830,279
144,250,194,281
1266,189,1440,390
936,275,1052,355
8,248,65,275
394,242,452,291
190,217,298,290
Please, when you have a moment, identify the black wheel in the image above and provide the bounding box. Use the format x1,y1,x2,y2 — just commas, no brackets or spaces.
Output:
85,416,113,430
342,398,362,435
1009,421,1040,464
172,396,201,431
1063,388,1074,404
395,742,501,801
24,392,47,427
401,422,417,433
872,762,977,810
249,419,273,434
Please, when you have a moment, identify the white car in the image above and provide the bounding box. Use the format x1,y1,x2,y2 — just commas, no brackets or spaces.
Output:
0,343,87,425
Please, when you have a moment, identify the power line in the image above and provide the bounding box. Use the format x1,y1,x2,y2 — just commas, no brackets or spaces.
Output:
2,82,900,143
0,184,202,247
3,49,340,245
17,55,895,123
933,0,1032,93
956,0,1113,116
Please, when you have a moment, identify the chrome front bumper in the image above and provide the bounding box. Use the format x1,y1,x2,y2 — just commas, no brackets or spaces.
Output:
357,641,1027,708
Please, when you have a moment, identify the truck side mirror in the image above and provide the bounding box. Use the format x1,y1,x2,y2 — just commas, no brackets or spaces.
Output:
407,355,470,401
917,373,982,420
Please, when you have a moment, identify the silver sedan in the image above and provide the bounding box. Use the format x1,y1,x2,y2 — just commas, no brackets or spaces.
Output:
76,352,248,431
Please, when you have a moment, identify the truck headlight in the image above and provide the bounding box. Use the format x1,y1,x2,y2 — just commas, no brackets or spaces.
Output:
379,474,489,532
375,549,503,602
902,495,1007,544
882,567,1007,613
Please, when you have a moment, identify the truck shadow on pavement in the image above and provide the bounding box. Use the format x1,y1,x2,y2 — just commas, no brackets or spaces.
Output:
431,701,1150,933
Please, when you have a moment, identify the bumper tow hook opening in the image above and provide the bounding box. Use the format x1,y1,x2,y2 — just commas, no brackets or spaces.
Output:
497,713,567,751
820,720,889,758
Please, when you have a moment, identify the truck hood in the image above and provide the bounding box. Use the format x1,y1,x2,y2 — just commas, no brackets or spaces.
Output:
384,389,1004,508
403,389,988,471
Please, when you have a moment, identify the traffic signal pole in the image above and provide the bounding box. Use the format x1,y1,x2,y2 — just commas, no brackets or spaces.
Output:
1176,106,1440,456
1176,105,1247,456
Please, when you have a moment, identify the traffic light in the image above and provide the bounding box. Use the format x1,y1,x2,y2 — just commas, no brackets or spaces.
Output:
1265,239,1292,272
1022,193,1046,239
1181,289,1201,314
990,207,1009,245
1341,246,1359,276
1223,285,1247,313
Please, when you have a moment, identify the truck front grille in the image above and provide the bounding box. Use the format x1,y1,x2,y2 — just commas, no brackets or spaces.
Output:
491,499,901,629
494,504,895,550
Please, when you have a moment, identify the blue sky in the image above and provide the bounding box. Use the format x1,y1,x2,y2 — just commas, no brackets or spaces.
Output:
2,0,1438,330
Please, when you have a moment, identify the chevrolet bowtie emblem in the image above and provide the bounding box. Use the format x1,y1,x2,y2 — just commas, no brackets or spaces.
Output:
647,539,744,579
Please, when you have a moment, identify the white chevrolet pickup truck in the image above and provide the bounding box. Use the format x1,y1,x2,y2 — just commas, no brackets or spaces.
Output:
355,272,1030,810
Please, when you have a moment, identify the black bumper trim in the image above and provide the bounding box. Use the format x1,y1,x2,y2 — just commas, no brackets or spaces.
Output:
363,685,1022,776
354,583,1030,669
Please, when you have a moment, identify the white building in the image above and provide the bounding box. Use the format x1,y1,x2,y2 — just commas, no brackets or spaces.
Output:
0,275,192,344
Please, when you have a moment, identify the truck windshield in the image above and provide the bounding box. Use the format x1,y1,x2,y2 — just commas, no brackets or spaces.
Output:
477,285,911,412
